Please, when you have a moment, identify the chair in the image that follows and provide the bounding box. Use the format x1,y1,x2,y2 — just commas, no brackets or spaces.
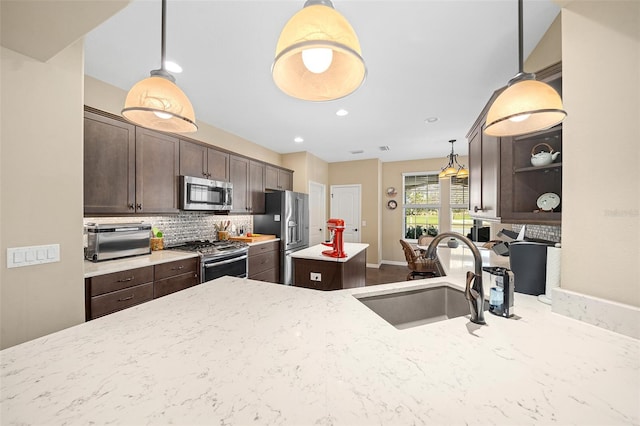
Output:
399,239,439,280
417,235,434,255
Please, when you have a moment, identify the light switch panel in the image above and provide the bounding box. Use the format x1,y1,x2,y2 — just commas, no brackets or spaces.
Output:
7,244,60,268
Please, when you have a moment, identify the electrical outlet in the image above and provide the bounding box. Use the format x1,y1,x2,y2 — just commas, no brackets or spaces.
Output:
310,272,321,282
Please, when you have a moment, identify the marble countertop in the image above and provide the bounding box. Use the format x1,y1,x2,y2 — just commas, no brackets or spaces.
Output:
2,249,638,425
84,250,199,278
290,242,369,262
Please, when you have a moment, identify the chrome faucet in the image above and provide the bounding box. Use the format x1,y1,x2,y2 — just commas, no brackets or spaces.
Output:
425,232,486,325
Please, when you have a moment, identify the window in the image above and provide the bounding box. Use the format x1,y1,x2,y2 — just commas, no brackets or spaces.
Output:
403,173,440,240
450,175,472,236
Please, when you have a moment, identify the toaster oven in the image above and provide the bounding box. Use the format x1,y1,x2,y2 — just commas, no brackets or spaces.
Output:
85,222,151,262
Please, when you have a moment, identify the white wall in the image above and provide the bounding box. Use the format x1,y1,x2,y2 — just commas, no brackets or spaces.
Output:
561,1,639,306
1,42,86,349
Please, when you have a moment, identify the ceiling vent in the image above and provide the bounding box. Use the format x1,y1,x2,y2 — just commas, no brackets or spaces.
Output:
350,150,364,155
379,145,390,151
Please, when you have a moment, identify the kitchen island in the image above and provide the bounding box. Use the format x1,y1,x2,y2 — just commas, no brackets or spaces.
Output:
291,242,369,290
1,248,638,425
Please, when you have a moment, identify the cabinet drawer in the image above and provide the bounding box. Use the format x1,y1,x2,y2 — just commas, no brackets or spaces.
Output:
248,250,278,276
154,257,199,280
90,282,153,319
154,272,199,299
248,240,279,256
249,267,279,283
89,266,154,296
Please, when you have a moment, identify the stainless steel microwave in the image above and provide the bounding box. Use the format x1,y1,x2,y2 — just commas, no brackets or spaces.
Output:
180,175,232,211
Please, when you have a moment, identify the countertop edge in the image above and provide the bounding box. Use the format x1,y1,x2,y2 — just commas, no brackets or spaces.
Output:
290,243,369,262
83,250,200,278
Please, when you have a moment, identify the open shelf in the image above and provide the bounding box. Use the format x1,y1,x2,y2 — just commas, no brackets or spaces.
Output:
514,163,562,174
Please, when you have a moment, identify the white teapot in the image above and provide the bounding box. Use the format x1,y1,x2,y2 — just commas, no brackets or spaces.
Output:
531,143,560,167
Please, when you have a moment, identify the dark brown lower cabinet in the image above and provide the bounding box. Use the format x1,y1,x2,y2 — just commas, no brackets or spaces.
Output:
293,249,366,291
89,282,154,319
153,257,199,298
85,257,200,320
248,241,279,283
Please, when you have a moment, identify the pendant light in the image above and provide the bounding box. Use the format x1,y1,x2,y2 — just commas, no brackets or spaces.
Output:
122,0,197,133
438,140,468,179
484,0,566,137
272,0,366,101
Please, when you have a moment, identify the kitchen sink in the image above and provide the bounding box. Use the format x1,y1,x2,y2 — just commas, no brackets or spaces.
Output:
354,284,488,329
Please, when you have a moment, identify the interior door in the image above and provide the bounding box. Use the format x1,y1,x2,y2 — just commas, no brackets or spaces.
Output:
309,181,326,246
330,185,361,243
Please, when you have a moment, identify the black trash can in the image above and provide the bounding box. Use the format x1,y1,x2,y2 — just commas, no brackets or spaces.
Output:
509,241,548,295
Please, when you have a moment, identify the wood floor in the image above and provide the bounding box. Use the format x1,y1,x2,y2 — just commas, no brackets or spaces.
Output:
365,264,411,286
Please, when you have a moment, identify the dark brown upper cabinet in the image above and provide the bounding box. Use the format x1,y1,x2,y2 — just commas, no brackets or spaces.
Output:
467,62,562,225
179,139,230,182
265,165,293,191
230,155,265,214
84,110,179,215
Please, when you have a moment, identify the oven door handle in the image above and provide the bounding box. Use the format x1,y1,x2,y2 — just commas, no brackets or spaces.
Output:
204,254,248,268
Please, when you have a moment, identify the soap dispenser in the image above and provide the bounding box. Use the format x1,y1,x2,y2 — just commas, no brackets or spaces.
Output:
483,266,514,318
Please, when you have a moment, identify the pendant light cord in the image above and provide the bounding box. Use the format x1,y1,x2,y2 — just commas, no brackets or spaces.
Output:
508,0,533,84
150,0,174,81
518,0,523,74
161,0,167,71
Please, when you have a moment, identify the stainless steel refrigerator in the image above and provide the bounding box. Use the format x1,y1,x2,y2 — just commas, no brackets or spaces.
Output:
253,190,309,285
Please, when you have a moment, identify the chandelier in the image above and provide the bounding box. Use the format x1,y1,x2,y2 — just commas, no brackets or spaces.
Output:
438,140,468,179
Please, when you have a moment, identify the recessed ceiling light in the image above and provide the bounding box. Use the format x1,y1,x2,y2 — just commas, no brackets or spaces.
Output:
164,61,183,73
350,150,364,155
336,109,349,117
425,117,439,123
379,146,390,151
294,136,304,143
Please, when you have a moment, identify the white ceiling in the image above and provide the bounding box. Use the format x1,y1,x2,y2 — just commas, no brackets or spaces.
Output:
84,0,560,163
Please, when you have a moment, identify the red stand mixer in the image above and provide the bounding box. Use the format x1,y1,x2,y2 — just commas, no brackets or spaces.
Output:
322,218,347,258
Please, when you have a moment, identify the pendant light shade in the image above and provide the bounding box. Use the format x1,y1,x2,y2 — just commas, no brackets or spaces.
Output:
484,0,566,137
122,0,197,133
272,0,366,101
485,77,566,137
122,73,197,133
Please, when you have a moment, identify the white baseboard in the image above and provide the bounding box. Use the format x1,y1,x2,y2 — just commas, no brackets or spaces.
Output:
366,262,381,269
552,288,640,339
381,260,407,266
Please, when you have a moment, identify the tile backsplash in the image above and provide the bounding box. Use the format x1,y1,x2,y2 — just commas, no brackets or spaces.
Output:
510,224,561,243
84,213,253,246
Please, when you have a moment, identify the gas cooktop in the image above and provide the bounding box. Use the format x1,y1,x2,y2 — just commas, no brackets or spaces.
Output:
171,240,248,257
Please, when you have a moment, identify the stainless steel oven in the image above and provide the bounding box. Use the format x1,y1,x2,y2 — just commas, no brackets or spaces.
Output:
201,250,248,282
171,240,248,283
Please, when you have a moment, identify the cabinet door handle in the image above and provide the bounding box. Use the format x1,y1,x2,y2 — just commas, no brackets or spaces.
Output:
128,203,135,210
118,294,134,302
117,277,134,283
171,266,184,270
136,203,142,211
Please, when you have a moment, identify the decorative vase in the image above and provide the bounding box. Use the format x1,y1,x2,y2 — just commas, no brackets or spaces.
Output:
447,238,459,248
